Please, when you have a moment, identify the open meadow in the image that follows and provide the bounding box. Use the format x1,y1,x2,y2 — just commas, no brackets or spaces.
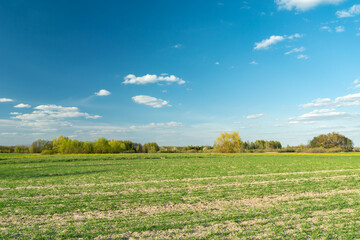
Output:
2,153,360,239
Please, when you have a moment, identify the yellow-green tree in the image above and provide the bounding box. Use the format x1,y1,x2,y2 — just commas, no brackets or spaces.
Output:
214,132,243,153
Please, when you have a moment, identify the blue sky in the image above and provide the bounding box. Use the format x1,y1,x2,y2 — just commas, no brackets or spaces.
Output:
1,0,360,146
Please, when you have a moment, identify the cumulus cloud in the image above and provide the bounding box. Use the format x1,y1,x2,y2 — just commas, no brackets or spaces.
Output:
289,109,358,123
123,74,185,85
14,103,31,108
132,95,171,108
300,93,360,108
336,4,360,18
9,105,101,132
275,0,345,11
285,46,305,55
254,34,302,50
95,89,111,96
13,105,101,121
250,60,259,65
335,26,345,32
0,98,14,103
245,113,264,119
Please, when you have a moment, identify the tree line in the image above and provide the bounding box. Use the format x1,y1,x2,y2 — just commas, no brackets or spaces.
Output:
214,132,354,153
214,132,282,153
0,132,355,154
0,135,160,154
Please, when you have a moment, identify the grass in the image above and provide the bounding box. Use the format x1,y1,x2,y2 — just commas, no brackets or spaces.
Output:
2,153,360,239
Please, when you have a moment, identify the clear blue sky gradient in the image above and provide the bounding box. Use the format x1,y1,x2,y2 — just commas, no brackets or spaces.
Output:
1,0,360,146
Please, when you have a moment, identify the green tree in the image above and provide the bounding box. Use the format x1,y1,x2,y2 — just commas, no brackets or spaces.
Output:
29,139,51,153
94,138,111,153
310,132,353,151
143,142,160,153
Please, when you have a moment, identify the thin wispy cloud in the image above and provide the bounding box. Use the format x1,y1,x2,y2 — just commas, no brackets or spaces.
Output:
123,74,185,85
0,98,14,103
254,35,285,50
335,26,345,32
289,109,358,123
285,47,305,55
14,103,31,108
275,0,345,11
250,60,258,65
254,34,302,50
245,113,264,119
300,92,360,108
320,26,332,32
129,121,182,130
132,95,171,108
297,54,309,60
172,44,182,48
353,78,360,88
336,4,360,18
95,89,111,96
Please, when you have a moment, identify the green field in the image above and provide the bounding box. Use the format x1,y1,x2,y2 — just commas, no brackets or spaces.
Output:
2,153,360,239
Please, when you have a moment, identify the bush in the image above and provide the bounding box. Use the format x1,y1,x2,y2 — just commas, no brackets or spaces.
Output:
41,149,54,155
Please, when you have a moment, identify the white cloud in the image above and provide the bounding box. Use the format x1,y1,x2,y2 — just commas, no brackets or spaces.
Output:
245,113,264,119
320,26,332,32
13,105,101,121
335,26,345,32
95,89,111,96
123,74,185,85
288,33,303,39
0,98,14,103
285,46,305,55
14,103,31,108
0,132,17,136
7,105,101,132
300,93,360,108
335,93,360,103
254,35,285,50
172,44,182,48
254,34,302,50
250,60,259,65
129,121,183,130
297,54,309,59
132,95,171,108
353,78,360,88
289,109,358,122
336,4,360,18
275,0,345,11
215,62,220,65
300,98,333,108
